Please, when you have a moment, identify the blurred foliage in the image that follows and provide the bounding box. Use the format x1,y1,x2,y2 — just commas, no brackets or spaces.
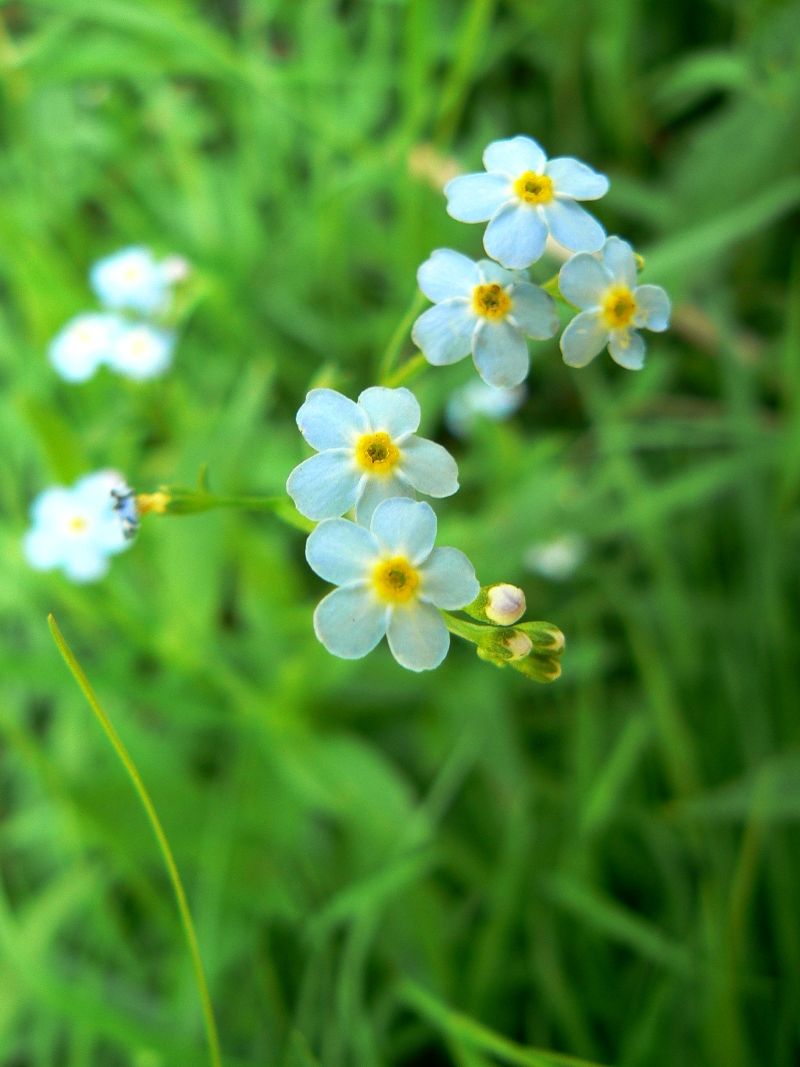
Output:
2,0,800,1064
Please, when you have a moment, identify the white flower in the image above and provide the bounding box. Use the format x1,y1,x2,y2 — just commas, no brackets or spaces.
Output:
411,250,558,388
107,322,176,380
558,237,670,370
524,534,586,581
48,313,123,382
306,498,480,672
287,387,459,525
90,246,172,314
445,136,609,269
23,471,132,583
445,378,526,438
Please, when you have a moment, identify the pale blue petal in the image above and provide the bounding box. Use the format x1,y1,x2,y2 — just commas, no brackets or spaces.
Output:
370,498,436,565
31,488,73,526
90,247,168,314
386,600,450,672
62,545,110,583
354,474,414,526
483,136,547,175
287,451,362,521
445,381,526,436
398,437,459,498
48,314,121,382
476,259,521,286
418,547,480,609
484,202,548,269
108,325,174,380
358,386,420,438
445,173,513,223
609,329,646,370
558,252,612,310
545,157,609,200
544,199,605,252
559,310,609,368
417,249,480,302
23,528,62,570
305,518,379,584
601,237,638,286
634,285,671,332
472,319,529,388
508,283,559,338
411,301,474,366
313,585,389,660
296,388,369,451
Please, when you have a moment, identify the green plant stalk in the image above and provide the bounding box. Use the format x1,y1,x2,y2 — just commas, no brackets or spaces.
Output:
47,614,223,1067
440,610,489,645
378,288,427,385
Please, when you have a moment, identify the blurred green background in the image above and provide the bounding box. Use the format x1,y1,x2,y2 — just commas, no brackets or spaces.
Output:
2,0,800,1064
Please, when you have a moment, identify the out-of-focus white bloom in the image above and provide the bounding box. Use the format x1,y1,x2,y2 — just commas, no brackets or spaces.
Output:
48,313,123,383
524,534,586,581
445,136,609,269
306,498,480,672
446,378,526,438
107,323,176,380
558,237,670,370
23,471,132,582
90,246,172,314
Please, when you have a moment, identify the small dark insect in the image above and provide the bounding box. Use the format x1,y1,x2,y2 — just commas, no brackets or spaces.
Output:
111,488,139,541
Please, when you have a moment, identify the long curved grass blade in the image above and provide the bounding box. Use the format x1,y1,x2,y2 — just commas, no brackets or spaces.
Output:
47,613,223,1067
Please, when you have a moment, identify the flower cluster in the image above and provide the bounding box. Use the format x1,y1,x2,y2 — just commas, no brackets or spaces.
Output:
412,135,671,387
48,247,189,383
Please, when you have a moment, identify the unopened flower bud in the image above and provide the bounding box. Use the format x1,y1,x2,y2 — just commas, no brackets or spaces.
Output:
502,630,533,661
511,654,562,684
466,583,527,625
516,621,565,654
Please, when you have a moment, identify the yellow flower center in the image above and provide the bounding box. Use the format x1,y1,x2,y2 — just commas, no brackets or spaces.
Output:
513,170,554,205
472,283,512,321
372,556,420,604
68,515,88,534
354,431,400,475
601,285,637,329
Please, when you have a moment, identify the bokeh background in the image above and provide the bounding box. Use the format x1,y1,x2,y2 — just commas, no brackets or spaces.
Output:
2,0,800,1064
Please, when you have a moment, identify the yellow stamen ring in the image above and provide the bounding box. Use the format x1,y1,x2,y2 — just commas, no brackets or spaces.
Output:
472,283,512,321
513,170,554,205
601,285,637,330
355,431,400,475
372,556,420,604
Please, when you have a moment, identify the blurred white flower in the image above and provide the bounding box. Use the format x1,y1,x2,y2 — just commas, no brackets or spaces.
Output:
446,378,526,438
90,246,173,314
23,471,132,583
524,534,586,581
107,322,176,381
48,312,123,383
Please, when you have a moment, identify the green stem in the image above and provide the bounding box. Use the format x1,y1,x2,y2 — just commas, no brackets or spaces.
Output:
383,352,429,390
441,610,487,645
48,615,223,1067
378,289,427,385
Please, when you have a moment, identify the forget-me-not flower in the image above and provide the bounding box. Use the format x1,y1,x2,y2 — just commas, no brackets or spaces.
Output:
23,470,132,582
411,249,558,388
445,378,526,438
306,497,480,671
558,237,670,370
48,313,124,382
287,386,459,524
90,246,174,315
107,322,176,380
445,136,609,269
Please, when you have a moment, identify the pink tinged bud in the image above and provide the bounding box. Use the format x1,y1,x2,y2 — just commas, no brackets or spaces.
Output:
486,583,526,625
503,631,533,660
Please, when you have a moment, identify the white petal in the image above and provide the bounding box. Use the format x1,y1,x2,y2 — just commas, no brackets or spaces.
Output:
62,545,110,583
559,310,609,368
296,388,369,451
418,547,480,609
476,259,521,286
544,199,605,253
313,585,389,660
634,285,671,332
386,600,450,672
108,325,174,380
398,437,459,498
358,386,420,438
23,529,62,570
558,252,613,310
472,319,529,388
370,498,436,565
600,237,638,286
483,136,547,175
546,157,609,200
31,488,73,526
305,518,379,584
411,301,474,366
608,329,646,370
445,173,513,223
286,452,362,521
508,283,559,338
417,249,480,302
354,474,414,526
484,202,548,269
